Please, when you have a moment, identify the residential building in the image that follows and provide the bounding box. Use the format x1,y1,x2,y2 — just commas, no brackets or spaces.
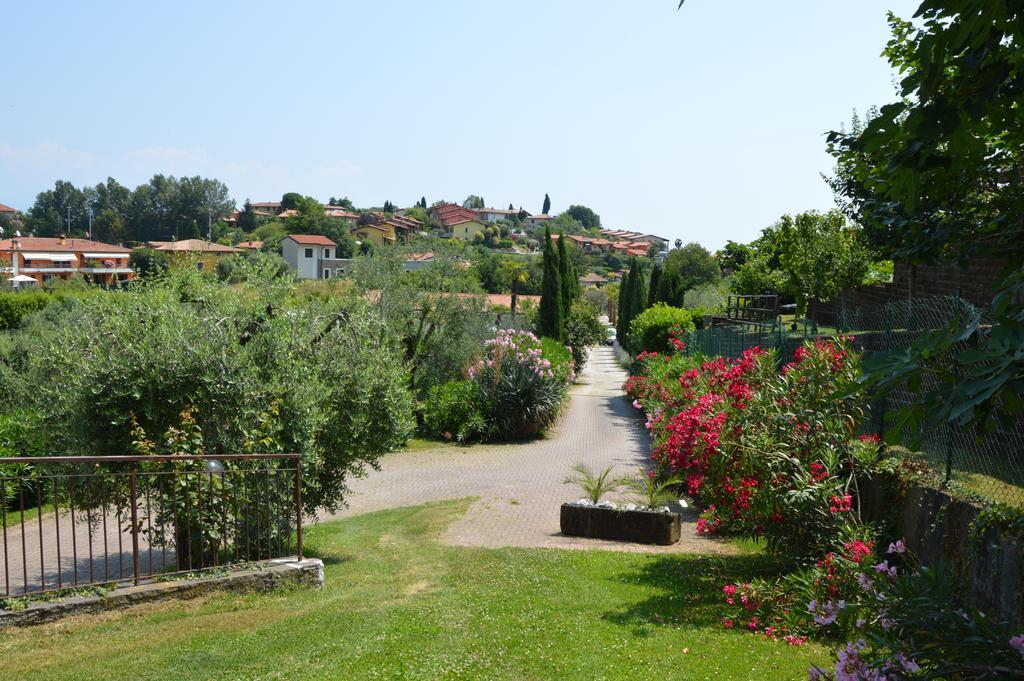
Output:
475,207,519,223
578,272,607,288
443,218,488,241
147,239,242,271
431,203,478,228
281,234,343,279
1,235,133,286
525,214,554,227
0,203,17,222
236,240,263,250
599,229,668,251
351,222,398,247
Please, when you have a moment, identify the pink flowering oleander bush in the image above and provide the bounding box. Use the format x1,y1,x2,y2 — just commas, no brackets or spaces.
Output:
467,329,570,441
626,335,873,562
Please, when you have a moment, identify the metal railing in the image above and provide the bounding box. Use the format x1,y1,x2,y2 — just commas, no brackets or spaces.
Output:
0,454,302,598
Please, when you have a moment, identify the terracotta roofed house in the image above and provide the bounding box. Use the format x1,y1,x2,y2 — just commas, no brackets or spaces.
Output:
146,239,242,272
1,235,133,286
280,234,342,279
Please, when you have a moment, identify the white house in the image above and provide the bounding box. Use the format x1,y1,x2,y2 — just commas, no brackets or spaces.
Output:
281,234,340,280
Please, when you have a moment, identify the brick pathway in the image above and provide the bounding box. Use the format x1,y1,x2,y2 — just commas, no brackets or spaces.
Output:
322,346,738,555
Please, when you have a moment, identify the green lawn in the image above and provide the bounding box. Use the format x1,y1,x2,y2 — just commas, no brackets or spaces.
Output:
0,499,827,680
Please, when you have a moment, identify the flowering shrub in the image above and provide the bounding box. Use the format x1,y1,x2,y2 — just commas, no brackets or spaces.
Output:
468,329,570,440
808,549,1024,679
627,336,871,561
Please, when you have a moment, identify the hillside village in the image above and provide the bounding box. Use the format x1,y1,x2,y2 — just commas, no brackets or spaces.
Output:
0,192,670,306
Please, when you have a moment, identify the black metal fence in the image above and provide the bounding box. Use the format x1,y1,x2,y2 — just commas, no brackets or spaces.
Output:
677,296,1024,507
0,454,302,598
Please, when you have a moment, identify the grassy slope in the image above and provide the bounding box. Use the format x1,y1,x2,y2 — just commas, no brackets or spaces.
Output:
0,499,827,680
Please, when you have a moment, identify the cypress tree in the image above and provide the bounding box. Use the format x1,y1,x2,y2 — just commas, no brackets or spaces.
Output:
616,266,633,343
542,193,551,215
647,264,662,308
658,268,685,307
557,233,573,328
538,228,563,339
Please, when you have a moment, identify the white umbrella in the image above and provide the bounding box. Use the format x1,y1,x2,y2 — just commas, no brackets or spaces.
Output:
8,274,37,284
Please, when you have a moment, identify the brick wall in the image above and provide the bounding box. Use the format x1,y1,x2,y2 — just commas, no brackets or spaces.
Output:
810,257,1012,325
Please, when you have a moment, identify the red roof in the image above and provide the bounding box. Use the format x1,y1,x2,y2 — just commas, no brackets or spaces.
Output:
0,236,130,253
0,203,17,213
432,203,478,227
285,234,337,246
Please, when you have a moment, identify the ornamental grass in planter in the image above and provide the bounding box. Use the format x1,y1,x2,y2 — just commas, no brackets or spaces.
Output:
559,464,682,545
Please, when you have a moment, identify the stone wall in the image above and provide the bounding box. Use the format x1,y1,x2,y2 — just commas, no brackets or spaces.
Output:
858,475,1023,628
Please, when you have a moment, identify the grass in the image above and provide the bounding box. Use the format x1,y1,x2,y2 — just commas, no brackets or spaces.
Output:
0,499,828,680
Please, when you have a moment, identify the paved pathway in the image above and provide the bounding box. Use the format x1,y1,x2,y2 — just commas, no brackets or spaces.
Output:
322,346,738,555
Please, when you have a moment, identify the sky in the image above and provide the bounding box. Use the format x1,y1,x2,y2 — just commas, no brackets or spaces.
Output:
1,0,921,249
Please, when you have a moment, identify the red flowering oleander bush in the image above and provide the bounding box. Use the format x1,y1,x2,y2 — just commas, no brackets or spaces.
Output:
626,336,874,561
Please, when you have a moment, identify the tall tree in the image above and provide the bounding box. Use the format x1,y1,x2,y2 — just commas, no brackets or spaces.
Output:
663,242,720,292
542,193,551,215
657,268,686,307
557,233,573,326
826,2,1024,434
538,228,564,340
564,205,601,230
647,264,663,308
774,210,870,317
419,197,427,209
462,195,485,210
616,265,633,344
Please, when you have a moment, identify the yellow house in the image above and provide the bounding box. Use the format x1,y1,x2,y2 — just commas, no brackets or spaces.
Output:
146,239,242,271
446,218,487,241
350,222,398,248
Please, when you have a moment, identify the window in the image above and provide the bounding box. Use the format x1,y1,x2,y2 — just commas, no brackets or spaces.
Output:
304,248,313,258
323,269,331,279
197,262,205,271
324,248,332,259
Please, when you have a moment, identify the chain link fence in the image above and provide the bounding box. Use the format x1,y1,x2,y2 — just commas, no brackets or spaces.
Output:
678,296,1024,507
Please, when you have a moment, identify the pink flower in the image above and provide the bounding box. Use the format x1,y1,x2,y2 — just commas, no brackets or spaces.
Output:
887,539,907,555
1010,635,1024,658
632,399,642,410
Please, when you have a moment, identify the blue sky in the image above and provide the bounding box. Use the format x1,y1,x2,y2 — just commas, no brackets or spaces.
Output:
1,1,919,248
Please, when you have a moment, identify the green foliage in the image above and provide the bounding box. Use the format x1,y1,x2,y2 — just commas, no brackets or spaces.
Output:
19,265,415,514
563,205,600,230
352,247,491,397
563,463,623,503
827,4,1024,435
647,264,662,308
663,242,719,292
731,255,787,296
617,259,647,352
540,337,575,384
537,228,563,340
462,195,485,210
129,248,170,279
422,380,487,443
682,280,730,312
542,193,551,215
775,210,871,317
564,300,606,369
557,233,575,324
0,291,52,330
469,330,568,440
628,304,694,354
655,267,686,307
624,470,685,509
718,241,752,272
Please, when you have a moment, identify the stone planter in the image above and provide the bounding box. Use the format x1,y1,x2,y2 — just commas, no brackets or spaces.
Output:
559,503,681,545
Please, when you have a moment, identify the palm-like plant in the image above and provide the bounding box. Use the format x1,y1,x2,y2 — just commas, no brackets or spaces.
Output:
624,470,685,509
563,463,624,503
